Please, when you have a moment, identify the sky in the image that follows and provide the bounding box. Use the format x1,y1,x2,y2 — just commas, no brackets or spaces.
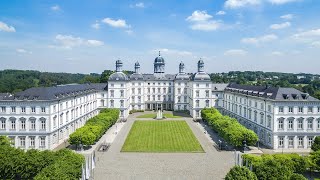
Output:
0,0,320,74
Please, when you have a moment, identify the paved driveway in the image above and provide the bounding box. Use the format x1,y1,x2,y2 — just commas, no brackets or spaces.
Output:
93,115,234,180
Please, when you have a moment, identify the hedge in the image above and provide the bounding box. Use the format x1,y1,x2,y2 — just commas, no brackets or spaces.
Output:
241,154,308,180
201,107,258,147
0,136,84,180
69,108,119,146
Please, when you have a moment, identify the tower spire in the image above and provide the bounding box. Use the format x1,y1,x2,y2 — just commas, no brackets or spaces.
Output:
159,51,161,56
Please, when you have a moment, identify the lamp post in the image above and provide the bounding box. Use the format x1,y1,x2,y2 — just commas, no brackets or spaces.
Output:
218,139,222,150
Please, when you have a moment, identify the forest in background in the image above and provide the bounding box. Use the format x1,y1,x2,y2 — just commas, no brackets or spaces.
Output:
0,69,319,100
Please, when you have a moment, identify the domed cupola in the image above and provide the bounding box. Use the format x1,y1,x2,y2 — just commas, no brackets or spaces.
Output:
130,61,144,80
154,51,165,74
192,58,210,81
108,59,129,81
175,61,190,80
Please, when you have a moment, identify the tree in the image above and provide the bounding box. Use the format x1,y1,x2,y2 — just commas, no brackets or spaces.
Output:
0,136,11,146
225,166,257,180
311,136,320,152
255,158,292,180
289,173,307,180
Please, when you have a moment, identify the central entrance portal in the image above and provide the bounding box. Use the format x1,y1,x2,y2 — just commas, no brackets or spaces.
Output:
146,103,173,111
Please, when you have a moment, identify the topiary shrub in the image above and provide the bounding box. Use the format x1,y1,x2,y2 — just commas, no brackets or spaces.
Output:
225,166,257,180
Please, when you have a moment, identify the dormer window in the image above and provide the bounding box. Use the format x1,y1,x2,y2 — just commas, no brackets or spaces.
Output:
283,94,289,99
292,94,298,99
301,93,309,99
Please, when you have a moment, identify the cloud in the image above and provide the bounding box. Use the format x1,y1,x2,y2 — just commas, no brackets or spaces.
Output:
87,40,104,46
311,41,320,48
0,21,16,32
51,5,60,11
189,21,221,31
186,10,222,31
224,49,248,56
53,34,104,49
224,0,260,9
216,11,226,15
268,0,300,5
292,29,320,39
91,22,100,29
16,49,32,54
152,48,193,56
125,30,134,35
280,14,294,20
270,22,291,29
271,51,284,56
101,18,130,28
130,2,145,8
186,10,212,22
241,34,278,45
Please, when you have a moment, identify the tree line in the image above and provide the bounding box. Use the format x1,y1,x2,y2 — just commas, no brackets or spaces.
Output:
1,69,320,100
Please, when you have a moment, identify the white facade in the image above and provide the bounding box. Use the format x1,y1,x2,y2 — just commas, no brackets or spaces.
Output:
222,84,320,151
1,53,319,151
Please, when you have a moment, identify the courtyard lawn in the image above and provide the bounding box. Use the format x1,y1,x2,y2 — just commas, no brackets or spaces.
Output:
121,120,204,152
136,113,182,118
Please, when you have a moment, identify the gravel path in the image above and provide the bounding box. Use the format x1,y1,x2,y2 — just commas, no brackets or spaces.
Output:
93,115,234,180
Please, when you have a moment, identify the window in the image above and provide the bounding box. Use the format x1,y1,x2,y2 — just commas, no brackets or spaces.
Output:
120,100,124,107
288,120,293,130
40,137,46,148
120,90,124,97
20,137,26,147
184,96,187,103
318,119,320,129
289,107,293,113
268,133,271,144
0,119,5,129
308,137,313,147
178,88,181,94
196,100,199,107
279,107,284,113
1,106,6,113
298,107,303,113
254,111,257,122
267,116,271,128
110,90,114,97
20,119,26,130
30,137,35,147
41,107,46,113
21,107,26,113
206,100,210,107
279,137,284,147
110,100,114,108
260,114,264,125
298,119,303,129
196,91,199,98
288,137,294,147
158,95,161,100
30,120,35,130
196,84,199,87
11,106,16,113
53,105,56,113
298,137,303,147
178,96,181,103
308,107,313,113
268,105,271,112
121,84,124,87
41,120,46,130
261,103,264,110
318,107,320,113
158,88,161,93
206,83,209,87
255,102,258,108
184,88,187,94
138,88,141,94
205,90,209,98
308,119,313,129
278,119,284,130
31,107,36,113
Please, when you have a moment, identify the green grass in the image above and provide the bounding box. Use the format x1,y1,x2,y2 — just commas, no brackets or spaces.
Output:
121,120,204,152
136,113,182,118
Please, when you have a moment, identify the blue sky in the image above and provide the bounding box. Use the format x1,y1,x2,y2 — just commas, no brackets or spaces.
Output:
1,0,320,74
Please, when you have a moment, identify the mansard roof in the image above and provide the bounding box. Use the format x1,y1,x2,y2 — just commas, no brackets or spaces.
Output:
141,74,176,81
192,72,211,81
108,72,129,81
226,83,319,101
2,83,108,101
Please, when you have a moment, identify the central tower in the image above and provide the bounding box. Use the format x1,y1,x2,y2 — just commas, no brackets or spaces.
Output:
154,51,165,75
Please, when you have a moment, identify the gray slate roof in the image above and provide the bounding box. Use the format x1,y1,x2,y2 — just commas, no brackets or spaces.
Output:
1,83,108,101
108,72,129,81
226,83,319,101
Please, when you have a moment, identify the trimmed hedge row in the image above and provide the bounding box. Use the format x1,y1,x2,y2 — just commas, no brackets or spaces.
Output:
241,154,308,180
0,136,84,180
69,108,119,146
129,109,144,114
201,107,258,147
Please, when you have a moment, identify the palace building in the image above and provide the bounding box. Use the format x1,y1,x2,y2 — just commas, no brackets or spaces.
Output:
0,52,319,151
